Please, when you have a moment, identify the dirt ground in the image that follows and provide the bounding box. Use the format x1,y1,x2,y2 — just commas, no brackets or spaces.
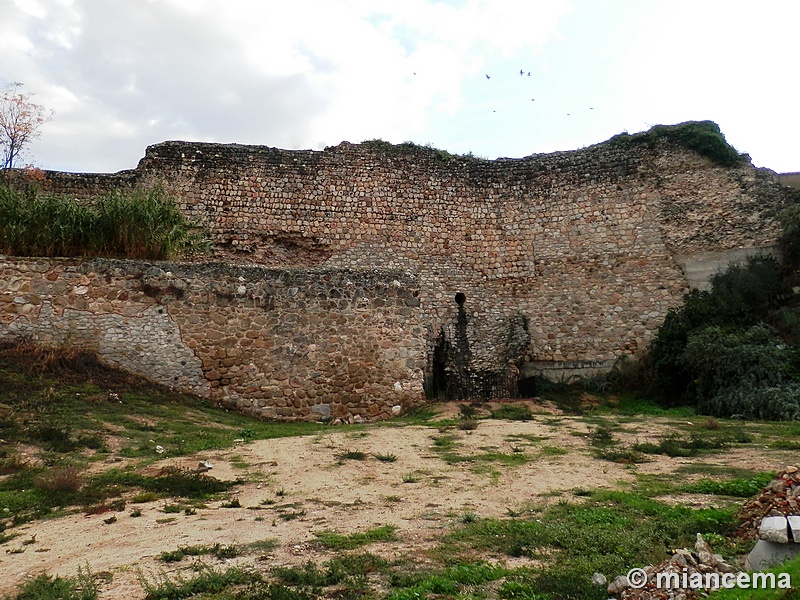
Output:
1,402,796,599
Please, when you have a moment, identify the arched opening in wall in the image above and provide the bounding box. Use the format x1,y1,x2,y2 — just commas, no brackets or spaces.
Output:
455,292,466,306
517,376,537,399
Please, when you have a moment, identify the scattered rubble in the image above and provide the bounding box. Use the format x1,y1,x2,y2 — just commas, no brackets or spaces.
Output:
737,466,800,539
608,467,800,597
608,534,737,599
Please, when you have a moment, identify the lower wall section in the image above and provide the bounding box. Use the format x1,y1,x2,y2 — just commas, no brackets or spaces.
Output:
0,257,426,421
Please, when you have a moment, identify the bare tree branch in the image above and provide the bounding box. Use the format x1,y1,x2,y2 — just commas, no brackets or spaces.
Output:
0,83,54,169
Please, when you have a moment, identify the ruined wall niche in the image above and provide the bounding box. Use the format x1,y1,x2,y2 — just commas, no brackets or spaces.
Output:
2,123,796,411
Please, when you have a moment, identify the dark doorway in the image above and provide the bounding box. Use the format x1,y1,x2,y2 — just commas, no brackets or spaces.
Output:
517,376,537,398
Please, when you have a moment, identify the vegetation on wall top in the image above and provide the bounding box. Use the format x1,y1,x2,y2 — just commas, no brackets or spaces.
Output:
0,185,209,260
609,120,743,167
359,139,483,163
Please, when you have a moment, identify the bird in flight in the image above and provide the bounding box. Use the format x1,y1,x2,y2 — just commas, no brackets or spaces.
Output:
519,69,524,76
486,74,491,79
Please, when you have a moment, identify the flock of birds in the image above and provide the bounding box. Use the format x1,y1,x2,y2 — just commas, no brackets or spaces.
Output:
482,69,595,116
410,67,598,117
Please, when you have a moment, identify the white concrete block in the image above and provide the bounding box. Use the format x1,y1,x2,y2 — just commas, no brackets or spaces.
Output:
788,515,800,543
759,516,789,544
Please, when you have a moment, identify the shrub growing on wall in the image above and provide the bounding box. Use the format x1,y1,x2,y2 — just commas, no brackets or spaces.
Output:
0,185,209,259
609,121,742,167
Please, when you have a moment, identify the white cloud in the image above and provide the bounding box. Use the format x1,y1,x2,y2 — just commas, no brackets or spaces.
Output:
3,0,575,170
6,0,796,173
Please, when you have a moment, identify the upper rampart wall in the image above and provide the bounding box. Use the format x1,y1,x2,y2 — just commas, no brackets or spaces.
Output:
4,127,796,404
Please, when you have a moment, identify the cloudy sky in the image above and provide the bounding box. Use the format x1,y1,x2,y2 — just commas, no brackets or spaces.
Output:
2,0,798,174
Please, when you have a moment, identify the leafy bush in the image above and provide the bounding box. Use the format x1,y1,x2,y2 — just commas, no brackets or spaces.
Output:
0,185,209,259
777,196,800,267
647,253,792,414
702,384,800,421
683,324,792,402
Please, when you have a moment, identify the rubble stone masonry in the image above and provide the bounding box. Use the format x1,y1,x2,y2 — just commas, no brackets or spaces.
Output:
1,130,795,417
0,258,424,421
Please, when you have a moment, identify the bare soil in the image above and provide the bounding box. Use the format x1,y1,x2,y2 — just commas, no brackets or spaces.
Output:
0,402,795,599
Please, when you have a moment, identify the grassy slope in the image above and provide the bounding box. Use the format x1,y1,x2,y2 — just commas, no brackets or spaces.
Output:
2,348,800,598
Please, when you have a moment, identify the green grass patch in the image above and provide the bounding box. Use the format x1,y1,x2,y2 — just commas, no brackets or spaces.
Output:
0,344,325,525
272,553,387,597
387,562,509,600
441,451,530,466
336,450,367,461
491,403,534,421
374,452,398,462
138,565,259,600
633,429,750,458
5,566,99,600
430,433,459,452
599,394,696,417
159,543,239,563
314,525,398,550
540,445,568,457
445,490,737,599
682,472,774,497
390,404,441,425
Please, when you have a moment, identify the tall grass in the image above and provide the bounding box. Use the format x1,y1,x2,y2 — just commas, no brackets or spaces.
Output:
0,185,208,259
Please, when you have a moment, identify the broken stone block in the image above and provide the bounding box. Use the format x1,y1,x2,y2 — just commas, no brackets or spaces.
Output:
759,515,789,543
607,575,630,595
745,539,800,571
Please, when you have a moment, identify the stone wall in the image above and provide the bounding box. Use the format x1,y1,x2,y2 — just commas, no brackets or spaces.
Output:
3,127,796,404
0,257,425,421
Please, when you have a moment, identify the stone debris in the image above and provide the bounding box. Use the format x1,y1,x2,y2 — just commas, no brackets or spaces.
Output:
609,534,737,599
737,466,800,539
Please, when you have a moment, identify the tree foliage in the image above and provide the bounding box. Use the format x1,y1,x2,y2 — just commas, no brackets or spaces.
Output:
0,82,53,169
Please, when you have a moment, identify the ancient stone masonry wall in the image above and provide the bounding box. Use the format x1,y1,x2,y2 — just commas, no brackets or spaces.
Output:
0,257,425,421
9,130,796,403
